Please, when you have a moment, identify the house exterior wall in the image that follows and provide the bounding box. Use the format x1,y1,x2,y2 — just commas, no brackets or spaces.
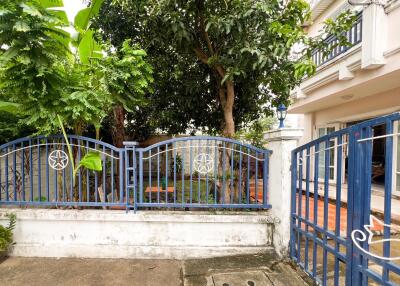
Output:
290,0,400,143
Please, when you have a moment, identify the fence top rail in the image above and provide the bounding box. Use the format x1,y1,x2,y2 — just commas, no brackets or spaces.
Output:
292,112,400,154
0,134,123,152
136,135,272,155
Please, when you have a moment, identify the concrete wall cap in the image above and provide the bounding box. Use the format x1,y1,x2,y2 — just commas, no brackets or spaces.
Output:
263,128,304,142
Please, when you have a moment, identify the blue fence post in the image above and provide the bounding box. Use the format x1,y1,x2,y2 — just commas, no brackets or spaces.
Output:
290,149,298,260
263,151,271,208
123,141,138,213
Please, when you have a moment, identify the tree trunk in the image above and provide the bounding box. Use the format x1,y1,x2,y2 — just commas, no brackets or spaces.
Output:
222,79,235,137
112,104,126,148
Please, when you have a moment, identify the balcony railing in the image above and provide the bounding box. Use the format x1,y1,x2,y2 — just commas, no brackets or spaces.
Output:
312,12,362,67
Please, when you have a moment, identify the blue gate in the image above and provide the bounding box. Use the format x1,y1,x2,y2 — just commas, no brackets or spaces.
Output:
0,135,272,211
291,112,400,285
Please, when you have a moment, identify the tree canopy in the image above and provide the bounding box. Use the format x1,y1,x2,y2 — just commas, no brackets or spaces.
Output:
95,0,356,137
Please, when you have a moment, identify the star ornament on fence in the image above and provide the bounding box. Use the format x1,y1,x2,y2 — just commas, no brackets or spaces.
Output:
193,153,214,174
48,150,69,171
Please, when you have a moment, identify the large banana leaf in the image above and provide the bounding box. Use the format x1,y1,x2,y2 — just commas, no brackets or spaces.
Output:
73,0,104,64
74,0,104,31
78,30,103,64
39,0,68,25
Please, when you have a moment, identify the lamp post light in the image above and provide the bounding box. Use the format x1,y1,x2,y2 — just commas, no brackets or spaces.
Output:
277,103,288,129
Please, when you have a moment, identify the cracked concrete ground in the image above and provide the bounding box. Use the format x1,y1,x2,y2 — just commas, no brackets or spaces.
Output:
0,253,311,286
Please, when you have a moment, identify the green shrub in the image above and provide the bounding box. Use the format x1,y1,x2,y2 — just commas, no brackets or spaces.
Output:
0,213,16,252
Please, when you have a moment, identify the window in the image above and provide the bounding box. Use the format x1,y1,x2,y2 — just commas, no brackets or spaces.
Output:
318,127,336,181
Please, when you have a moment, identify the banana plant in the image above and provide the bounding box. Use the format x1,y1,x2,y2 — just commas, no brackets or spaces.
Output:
73,0,104,64
57,115,102,179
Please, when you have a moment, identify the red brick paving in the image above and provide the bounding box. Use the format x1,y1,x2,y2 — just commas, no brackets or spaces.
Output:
296,194,383,233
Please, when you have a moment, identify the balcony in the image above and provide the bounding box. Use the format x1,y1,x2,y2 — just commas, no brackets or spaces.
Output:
312,12,363,67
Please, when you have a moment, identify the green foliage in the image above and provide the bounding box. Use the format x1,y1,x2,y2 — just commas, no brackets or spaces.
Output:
0,101,21,114
94,39,154,111
236,117,276,148
76,152,102,174
0,213,16,252
0,0,145,140
0,0,71,134
95,0,357,136
34,196,47,202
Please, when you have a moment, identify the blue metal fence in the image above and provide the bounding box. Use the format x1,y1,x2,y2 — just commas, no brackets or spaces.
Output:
291,112,400,286
0,135,272,211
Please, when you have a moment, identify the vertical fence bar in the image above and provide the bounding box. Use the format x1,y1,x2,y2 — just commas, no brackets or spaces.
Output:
205,140,209,204
313,143,319,278
173,143,177,204
13,144,16,201
139,151,143,204
45,139,49,202
119,150,124,204
346,127,358,286
166,144,169,203
255,151,258,205
102,145,106,204
246,147,250,204
111,149,114,203
361,127,373,286
214,142,217,204
29,140,33,202
322,139,330,286
53,141,58,204
22,142,26,202
69,138,73,203
149,150,152,203
222,142,226,204
230,143,234,205
334,135,343,286
86,141,90,203
37,138,41,202
78,140,82,203
304,147,311,272
239,145,243,205
132,145,137,212
182,142,185,205
5,148,8,201
297,150,303,264
94,143,98,203
157,146,160,204
383,120,394,282
198,141,201,204
189,144,193,204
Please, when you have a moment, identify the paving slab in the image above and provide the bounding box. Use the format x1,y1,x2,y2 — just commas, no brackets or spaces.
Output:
183,253,311,286
212,271,271,286
0,257,183,286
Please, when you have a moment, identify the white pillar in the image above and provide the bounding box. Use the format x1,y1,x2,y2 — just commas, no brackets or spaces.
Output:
361,2,387,69
264,128,303,256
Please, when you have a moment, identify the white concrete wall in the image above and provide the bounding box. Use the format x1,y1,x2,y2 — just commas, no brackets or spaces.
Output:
264,128,303,256
0,209,276,259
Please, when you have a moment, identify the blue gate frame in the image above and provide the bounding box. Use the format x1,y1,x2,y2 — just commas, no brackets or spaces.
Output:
0,135,272,212
290,112,400,285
